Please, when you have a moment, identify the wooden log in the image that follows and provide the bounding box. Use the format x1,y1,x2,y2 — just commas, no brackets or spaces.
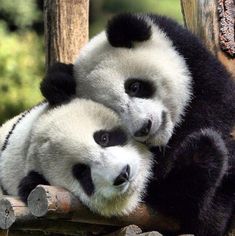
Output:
0,230,64,236
217,0,235,57
231,128,235,140
181,0,235,78
27,185,180,232
11,219,113,235
104,225,163,236
139,232,163,236
44,0,89,69
0,196,32,229
104,225,142,236
0,206,116,234
0,195,115,234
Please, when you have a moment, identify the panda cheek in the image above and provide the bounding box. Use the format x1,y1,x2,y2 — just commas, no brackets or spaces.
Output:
72,164,95,196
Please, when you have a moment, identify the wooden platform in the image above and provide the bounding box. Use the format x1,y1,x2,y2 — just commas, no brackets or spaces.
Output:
0,185,178,236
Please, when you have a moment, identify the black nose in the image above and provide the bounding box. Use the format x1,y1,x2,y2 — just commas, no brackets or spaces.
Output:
113,165,130,186
134,120,152,137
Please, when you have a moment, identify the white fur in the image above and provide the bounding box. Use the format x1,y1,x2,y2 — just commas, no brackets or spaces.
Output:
74,16,192,146
0,99,152,216
0,103,48,194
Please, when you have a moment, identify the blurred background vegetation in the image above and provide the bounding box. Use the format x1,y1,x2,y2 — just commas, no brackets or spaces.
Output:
0,0,183,125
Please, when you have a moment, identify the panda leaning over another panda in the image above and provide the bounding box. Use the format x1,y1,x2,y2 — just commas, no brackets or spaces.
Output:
0,98,153,217
41,13,235,235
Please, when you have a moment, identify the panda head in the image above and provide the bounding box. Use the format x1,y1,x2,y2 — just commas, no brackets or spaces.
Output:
30,98,153,216
41,13,192,147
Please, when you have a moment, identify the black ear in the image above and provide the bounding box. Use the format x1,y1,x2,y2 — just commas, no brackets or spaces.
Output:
40,62,76,106
106,13,152,48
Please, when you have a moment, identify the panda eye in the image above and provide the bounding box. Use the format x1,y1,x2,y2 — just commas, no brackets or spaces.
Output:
94,128,127,147
94,131,110,147
129,81,141,96
125,78,156,98
100,132,110,146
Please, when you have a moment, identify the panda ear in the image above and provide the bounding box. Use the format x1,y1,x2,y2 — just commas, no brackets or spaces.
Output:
40,62,76,106
106,13,152,48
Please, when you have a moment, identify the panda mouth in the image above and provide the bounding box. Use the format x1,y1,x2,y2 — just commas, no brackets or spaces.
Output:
145,112,168,143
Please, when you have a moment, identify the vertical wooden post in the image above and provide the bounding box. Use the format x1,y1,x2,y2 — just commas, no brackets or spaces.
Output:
181,0,235,78
44,0,89,69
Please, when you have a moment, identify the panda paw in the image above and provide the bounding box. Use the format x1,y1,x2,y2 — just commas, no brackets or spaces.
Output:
173,128,228,185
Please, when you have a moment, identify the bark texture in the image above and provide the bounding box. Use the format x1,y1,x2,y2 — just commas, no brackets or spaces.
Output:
44,0,89,69
27,185,179,232
181,0,235,78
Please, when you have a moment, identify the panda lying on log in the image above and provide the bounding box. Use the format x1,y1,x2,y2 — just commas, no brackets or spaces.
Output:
0,99,153,217
41,13,235,236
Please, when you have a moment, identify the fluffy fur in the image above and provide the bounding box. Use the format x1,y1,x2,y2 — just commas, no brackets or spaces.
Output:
41,13,235,235
0,99,153,217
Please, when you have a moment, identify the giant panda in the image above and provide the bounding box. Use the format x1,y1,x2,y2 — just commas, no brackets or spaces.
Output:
41,13,235,236
0,98,153,217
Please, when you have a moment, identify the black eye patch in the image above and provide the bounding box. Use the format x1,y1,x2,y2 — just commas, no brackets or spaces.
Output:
124,78,156,98
72,164,95,196
94,128,128,148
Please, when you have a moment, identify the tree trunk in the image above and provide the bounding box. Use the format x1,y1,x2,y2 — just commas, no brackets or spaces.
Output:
44,0,89,69
181,0,235,78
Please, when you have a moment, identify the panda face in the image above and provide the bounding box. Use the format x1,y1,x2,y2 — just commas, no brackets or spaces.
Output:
74,18,192,147
30,99,152,216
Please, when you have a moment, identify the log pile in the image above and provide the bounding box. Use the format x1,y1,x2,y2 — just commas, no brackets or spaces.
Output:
0,185,234,235
0,185,179,236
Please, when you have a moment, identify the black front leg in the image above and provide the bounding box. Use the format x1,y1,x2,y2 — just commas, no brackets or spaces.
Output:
146,129,230,236
18,171,49,203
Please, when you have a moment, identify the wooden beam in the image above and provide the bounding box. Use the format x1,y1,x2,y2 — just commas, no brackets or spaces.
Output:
0,191,171,235
218,0,235,57
0,196,33,229
10,219,113,235
27,185,180,232
181,0,235,78
44,0,89,69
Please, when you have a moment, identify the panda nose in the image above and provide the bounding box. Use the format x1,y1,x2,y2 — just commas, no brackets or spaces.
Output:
134,120,152,137
113,165,130,186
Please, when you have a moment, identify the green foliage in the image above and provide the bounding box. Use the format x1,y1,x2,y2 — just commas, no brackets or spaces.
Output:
0,0,41,29
90,0,183,36
0,22,44,124
0,0,183,125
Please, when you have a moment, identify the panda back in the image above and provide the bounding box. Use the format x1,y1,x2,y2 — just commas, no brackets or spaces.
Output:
0,102,48,195
0,115,21,153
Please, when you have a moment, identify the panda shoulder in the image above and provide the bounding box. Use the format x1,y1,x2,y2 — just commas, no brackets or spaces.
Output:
0,115,21,149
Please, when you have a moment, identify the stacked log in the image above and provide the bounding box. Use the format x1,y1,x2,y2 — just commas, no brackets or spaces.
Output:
0,185,179,235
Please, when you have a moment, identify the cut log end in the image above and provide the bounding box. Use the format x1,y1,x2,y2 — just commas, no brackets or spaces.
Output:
0,198,16,229
28,186,49,217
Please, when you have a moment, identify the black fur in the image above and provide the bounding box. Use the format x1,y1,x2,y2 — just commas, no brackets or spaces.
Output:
139,14,235,235
18,171,49,203
124,78,156,98
94,128,127,147
72,164,95,196
2,111,27,152
102,14,235,235
1,102,46,152
39,13,235,235
40,63,76,106
146,129,230,236
106,13,152,48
